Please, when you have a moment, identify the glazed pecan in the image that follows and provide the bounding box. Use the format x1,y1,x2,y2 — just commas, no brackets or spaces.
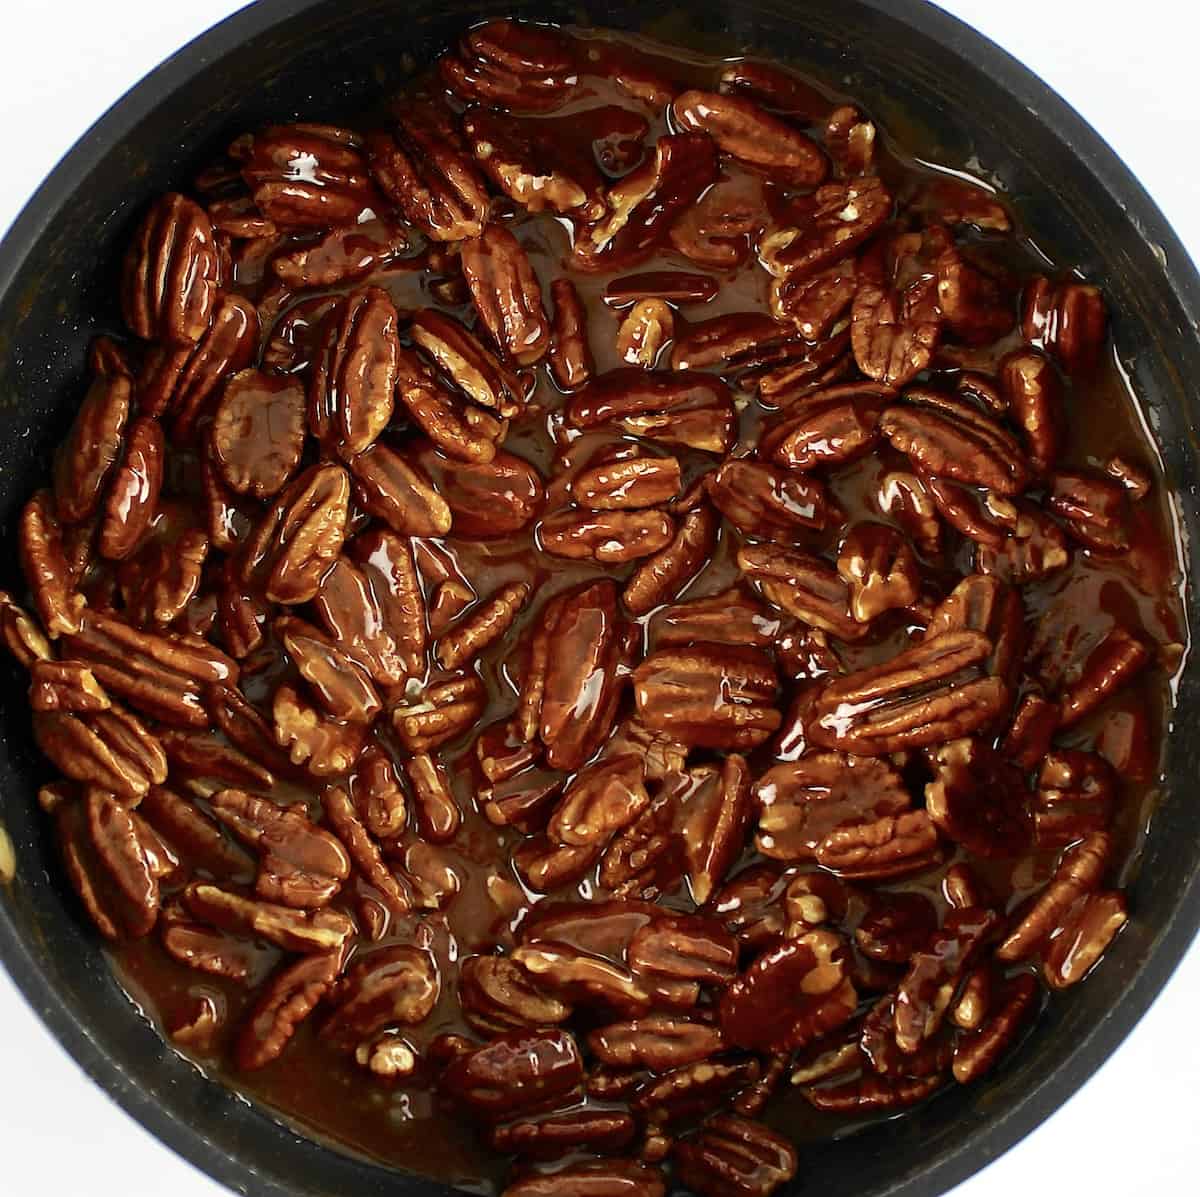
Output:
347,443,453,538
501,1160,665,1197
119,526,209,627
628,915,738,989
882,390,1030,494
925,738,1032,858
815,810,941,880
567,369,735,454
668,175,764,269
1057,626,1151,727
435,580,530,670
30,660,107,713
875,470,941,556
269,216,409,289
673,89,825,185
605,271,720,307
394,348,502,465
441,19,577,113
414,445,545,538
309,286,398,458
460,954,571,1035
19,491,86,637
1032,750,1116,849
548,755,648,848
276,615,380,723
673,1114,797,1197
632,1056,760,1125
184,882,355,953
934,248,1012,345
850,280,940,388
211,369,306,498
614,299,673,368
236,124,380,230
1048,468,1131,551
680,755,752,905
403,752,462,844
66,610,238,728
589,1015,723,1072
548,278,594,391
240,463,350,604
207,787,351,908
720,931,857,1052
412,309,525,417
391,674,485,753
804,1073,941,1113
807,630,1010,755
34,705,167,802
953,973,1038,1084
366,104,488,241
633,643,780,750
121,193,221,345
758,177,891,278
1043,890,1128,989
574,133,718,271
492,1110,635,1160
1022,276,1107,375
623,506,718,616
0,591,52,668
1000,348,1063,473
441,1027,583,1120
322,785,411,917
753,753,910,863
707,459,836,540
540,508,675,564
461,225,551,366
520,581,627,770
651,587,779,652
927,574,1024,682
512,835,601,893
856,892,938,964
894,906,1000,1052
836,523,919,622
763,383,889,473
96,416,164,560
769,259,856,340
735,544,865,641
161,920,256,983
571,454,681,511
717,59,828,119
322,945,440,1046
236,949,345,1070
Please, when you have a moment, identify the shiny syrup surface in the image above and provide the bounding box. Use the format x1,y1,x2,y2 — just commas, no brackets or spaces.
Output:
99,22,1189,1193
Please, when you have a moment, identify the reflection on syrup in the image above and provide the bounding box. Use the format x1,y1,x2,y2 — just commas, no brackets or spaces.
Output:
108,20,1189,1191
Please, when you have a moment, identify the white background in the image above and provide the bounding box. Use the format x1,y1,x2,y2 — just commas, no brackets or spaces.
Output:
1,0,1197,1193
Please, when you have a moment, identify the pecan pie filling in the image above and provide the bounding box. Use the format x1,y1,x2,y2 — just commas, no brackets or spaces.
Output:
6,19,1187,1196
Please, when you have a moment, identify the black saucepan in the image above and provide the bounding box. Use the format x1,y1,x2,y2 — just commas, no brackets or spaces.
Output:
0,2,1196,1195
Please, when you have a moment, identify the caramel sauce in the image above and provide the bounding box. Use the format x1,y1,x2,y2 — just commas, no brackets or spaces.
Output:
103,22,1188,1190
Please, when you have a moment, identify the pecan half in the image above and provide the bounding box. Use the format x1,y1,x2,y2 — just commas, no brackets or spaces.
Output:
707,460,836,540
623,506,718,616
184,882,354,954
492,1110,636,1160
574,133,718,271
121,193,221,345
673,1114,797,1197
366,104,488,241
393,348,501,465
236,124,380,230
634,643,780,750
681,755,753,905
391,674,485,753
953,973,1039,1084
442,1027,583,1120
925,738,1032,858
348,442,453,537
836,523,919,622
502,1161,665,1197
34,705,167,802
815,810,941,880
1043,890,1128,989
807,630,1010,755
212,370,306,499
1022,276,1107,375
412,308,525,417
669,175,764,269
1032,750,1116,849
0,591,52,668
322,945,440,1046
404,752,462,844
522,581,628,770
1057,626,1151,727
208,787,351,908
19,491,86,637
240,463,350,604
736,544,865,641
414,445,545,538
548,278,594,391
567,369,735,454
461,225,551,365
309,287,398,458
880,391,1030,494
720,931,857,1052
548,755,648,848
236,949,345,1070
1000,348,1063,473
276,615,380,723
460,955,571,1035
673,89,825,185
758,177,891,278
753,753,910,863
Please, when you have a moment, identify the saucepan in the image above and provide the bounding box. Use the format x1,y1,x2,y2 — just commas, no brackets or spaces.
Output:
0,1,1196,1195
